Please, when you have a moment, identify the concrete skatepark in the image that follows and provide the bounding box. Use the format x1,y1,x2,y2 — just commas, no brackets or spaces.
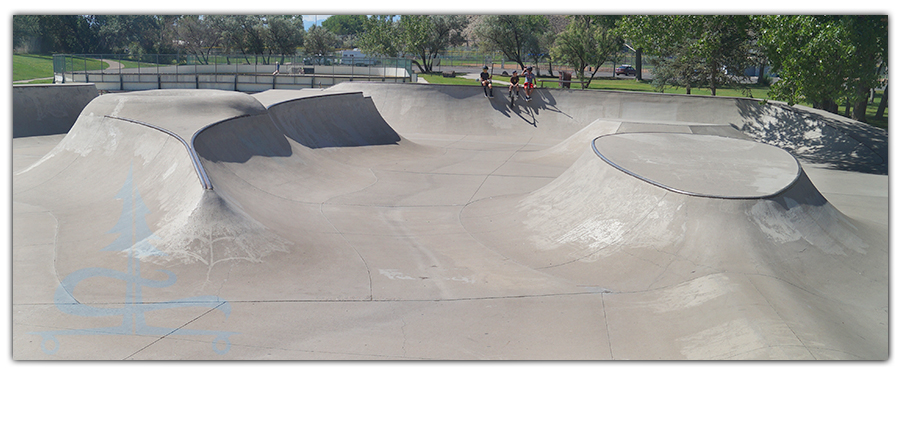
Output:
11,81,888,360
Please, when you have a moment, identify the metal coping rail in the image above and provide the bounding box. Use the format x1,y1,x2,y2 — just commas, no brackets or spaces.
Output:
104,115,213,190
590,132,802,200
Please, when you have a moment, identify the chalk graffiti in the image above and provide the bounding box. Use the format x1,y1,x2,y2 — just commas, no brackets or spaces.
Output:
32,168,236,355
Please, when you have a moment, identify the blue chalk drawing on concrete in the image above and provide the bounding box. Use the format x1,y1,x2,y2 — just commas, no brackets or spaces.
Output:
32,168,236,355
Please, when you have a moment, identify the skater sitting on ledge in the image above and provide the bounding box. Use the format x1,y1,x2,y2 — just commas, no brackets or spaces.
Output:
480,66,494,98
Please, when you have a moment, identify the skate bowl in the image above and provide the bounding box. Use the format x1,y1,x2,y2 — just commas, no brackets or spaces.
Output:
12,82,888,360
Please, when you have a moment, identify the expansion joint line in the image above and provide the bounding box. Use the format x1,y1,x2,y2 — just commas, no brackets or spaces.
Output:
465,143,530,206
123,301,230,360
318,201,374,301
600,293,615,360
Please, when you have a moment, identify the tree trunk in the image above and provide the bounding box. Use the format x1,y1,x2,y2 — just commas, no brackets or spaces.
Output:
852,84,869,122
875,84,888,119
757,63,767,85
816,99,838,114
584,66,600,89
635,48,642,81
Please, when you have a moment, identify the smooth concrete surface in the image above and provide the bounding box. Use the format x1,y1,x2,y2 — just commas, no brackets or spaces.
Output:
592,132,800,198
11,82,888,360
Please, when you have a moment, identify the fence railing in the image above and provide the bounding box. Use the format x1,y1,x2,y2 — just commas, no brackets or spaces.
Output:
431,48,655,76
53,53,416,91
51,51,661,92
54,53,413,74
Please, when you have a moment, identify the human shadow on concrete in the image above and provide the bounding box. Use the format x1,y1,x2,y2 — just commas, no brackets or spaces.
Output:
488,89,573,130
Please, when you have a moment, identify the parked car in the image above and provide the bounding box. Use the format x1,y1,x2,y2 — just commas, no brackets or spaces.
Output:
615,65,637,76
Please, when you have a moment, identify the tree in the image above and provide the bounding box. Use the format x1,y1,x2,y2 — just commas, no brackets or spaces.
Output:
473,15,549,69
358,15,401,57
219,15,270,64
15,14,179,56
13,15,41,52
321,15,365,48
875,84,888,120
322,15,366,37
358,15,468,72
34,15,99,53
398,15,469,73
174,15,222,64
620,15,755,96
90,15,168,56
647,40,705,94
266,15,304,63
551,15,622,88
758,15,888,121
304,25,339,58
538,15,571,77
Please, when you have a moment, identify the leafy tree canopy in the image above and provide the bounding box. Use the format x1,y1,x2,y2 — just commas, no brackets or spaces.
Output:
322,15,367,36
620,15,755,96
304,25,339,58
551,15,622,88
758,15,887,119
399,15,469,73
473,15,549,69
358,15,401,57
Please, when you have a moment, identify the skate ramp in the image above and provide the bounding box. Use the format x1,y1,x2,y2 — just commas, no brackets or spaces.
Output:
12,84,888,360
332,82,887,174
461,130,886,359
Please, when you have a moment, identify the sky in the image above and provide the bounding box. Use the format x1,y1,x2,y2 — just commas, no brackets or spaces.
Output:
302,15,332,29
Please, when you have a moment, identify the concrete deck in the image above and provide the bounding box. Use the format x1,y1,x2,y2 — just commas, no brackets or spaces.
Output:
11,82,888,360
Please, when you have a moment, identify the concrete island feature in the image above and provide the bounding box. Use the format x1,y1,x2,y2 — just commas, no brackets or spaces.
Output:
12,82,888,360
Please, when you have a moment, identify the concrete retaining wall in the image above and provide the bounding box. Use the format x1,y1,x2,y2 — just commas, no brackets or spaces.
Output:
12,83,99,138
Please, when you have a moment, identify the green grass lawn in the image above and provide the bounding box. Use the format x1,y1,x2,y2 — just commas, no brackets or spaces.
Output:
864,93,888,130
14,54,110,83
13,54,55,82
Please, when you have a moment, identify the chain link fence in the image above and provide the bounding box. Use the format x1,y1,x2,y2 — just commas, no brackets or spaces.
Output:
54,53,416,92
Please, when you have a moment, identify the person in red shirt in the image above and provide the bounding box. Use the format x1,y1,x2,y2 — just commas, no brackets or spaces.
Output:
522,66,535,101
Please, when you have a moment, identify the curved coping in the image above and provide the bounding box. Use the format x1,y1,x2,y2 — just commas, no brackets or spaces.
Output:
105,115,213,190
263,91,365,110
590,131,802,200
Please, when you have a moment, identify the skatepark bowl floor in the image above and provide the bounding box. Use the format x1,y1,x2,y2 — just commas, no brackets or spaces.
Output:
11,82,888,360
